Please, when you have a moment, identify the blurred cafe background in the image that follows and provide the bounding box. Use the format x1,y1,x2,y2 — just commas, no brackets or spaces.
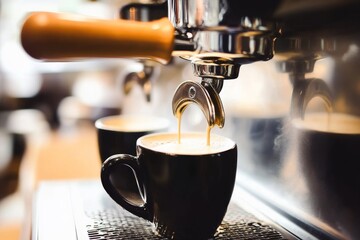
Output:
0,0,360,239
0,0,184,238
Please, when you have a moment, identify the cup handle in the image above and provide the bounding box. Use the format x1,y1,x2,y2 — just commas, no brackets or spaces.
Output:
101,154,151,221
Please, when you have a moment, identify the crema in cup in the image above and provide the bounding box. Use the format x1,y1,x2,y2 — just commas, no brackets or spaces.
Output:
139,132,236,155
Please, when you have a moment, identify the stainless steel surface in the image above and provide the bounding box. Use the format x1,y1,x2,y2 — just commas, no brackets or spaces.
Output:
167,0,278,32
275,37,338,61
120,1,167,22
168,0,281,134
192,57,240,81
168,0,280,87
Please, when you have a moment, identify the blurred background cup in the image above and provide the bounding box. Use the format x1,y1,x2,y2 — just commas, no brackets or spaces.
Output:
95,114,169,162
292,112,360,239
0,109,50,200
95,114,169,204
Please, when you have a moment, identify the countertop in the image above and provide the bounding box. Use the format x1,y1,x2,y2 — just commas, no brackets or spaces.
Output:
0,124,101,240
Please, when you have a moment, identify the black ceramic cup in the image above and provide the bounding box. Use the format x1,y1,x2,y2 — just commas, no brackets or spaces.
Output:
101,132,237,239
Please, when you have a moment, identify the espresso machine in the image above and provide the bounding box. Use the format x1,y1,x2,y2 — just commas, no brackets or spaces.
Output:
20,0,360,239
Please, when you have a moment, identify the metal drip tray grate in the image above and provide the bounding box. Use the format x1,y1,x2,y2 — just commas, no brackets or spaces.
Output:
85,203,287,239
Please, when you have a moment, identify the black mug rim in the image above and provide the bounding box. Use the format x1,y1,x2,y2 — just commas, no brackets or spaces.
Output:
95,114,170,133
136,132,237,157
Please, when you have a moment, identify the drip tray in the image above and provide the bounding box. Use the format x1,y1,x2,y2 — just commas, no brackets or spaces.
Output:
33,180,298,240
85,203,287,239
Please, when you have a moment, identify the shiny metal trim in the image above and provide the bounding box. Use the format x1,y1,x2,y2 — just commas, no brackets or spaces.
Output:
191,56,240,80
274,37,337,60
168,0,278,78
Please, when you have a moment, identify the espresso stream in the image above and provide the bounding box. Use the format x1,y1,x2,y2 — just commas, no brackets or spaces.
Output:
176,110,214,146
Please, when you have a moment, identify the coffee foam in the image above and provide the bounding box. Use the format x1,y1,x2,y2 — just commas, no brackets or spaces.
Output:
139,132,235,155
293,112,360,134
95,115,169,132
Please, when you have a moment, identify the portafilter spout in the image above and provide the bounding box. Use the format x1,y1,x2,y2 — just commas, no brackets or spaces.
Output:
172,80,225,129
274,37,337,119
290,78,333,120
123,63,156,102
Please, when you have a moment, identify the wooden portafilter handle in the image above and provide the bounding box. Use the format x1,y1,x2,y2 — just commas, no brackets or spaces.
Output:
20,12,175,64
